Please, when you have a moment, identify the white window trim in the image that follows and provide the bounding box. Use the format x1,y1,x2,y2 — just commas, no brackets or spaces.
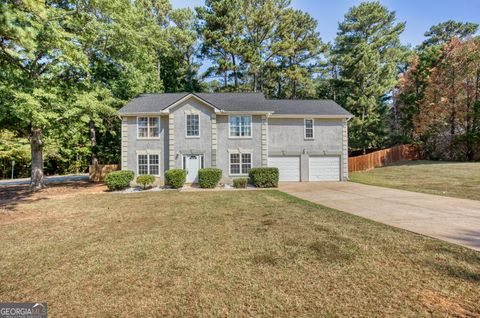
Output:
185,114,200,138
304,118,315,140
137,116,161,139
136,151,161,176
229,152,252,176
228,115,253,139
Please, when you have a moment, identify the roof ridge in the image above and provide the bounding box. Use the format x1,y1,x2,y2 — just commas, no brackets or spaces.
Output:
265,98,334,101
196,92,264,94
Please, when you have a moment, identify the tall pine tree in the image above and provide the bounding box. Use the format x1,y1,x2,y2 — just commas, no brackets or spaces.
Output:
333,1,406,153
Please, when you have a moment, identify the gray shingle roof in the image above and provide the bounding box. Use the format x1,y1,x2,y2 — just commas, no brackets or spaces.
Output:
118,92,352,117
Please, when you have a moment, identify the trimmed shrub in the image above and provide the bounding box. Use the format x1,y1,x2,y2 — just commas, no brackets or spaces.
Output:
105,170,134,191
249,167,279,188
233,178,248,188
198,168,222,188
165,169,186,189
136,174,156,189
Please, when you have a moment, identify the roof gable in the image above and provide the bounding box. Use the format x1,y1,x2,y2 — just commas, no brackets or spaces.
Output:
163,94,221,113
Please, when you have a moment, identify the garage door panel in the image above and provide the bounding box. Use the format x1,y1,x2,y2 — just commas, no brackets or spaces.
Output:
268,156,300,181
309,156,340,181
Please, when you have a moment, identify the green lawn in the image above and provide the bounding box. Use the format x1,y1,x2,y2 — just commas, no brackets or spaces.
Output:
350,160,480,200
0,190,479,317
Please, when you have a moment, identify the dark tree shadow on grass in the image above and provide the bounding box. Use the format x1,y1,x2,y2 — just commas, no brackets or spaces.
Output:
424,234,480,283
0,181,99,210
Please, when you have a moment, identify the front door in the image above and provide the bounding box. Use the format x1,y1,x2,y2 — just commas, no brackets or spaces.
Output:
185,155,201,183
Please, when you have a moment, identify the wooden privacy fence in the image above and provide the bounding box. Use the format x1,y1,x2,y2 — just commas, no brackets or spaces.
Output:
349,145,421,173
89,164,119,182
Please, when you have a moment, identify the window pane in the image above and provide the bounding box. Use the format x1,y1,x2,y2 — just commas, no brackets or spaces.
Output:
138,117,148,137
149,117,159,137
138,154,148,175
149,154,159,165
138,154,148,164
149,165,158,175
241,116,251,125
232,126,240,136
230,116,241,136
242,126,251,136
241,153,252,174
230,116,240,125
242,164,251,174
149,117,158,127
230,164,240,174
241,116,252,136
139,127,148,138
241,153,251,164
305,120,314,138
138,117,148,127
187,114,199,136
149,127,159,137
230,153,240,164
149,155,159,175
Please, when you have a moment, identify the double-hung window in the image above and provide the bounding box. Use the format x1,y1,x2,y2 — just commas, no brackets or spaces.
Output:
186,114,200,137
229,115,252,137
304,119,314,139
230,153,252,175
138,117,159,138
138,154,159,175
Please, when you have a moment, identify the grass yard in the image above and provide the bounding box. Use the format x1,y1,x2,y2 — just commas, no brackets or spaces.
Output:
350,160,480,201
0,190,479,317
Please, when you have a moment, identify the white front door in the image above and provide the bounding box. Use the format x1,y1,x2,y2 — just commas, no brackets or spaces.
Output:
185,155,201,183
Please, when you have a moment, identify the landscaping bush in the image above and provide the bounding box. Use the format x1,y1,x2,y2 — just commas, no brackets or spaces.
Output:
198,168,222,188
105,170,134,191
136,174,156,189
164,169,187,189
248,167,279,188
233,178,248,188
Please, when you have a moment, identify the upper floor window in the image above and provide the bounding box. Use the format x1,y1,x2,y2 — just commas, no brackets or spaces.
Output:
305,119,314,139
138,117,159,138
186,114,200,137
229,115,252,137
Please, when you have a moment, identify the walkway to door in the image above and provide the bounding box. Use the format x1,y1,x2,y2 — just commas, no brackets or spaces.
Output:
279,182,480,251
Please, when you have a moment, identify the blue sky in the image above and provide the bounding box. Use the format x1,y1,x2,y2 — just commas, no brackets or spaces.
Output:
171,0,480,47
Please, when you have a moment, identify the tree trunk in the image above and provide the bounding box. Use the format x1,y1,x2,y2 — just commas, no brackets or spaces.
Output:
30,127,45,191
156,51,161,82
292,80,297,99
253,73,257,92
231,53,238,88
89,120,98,166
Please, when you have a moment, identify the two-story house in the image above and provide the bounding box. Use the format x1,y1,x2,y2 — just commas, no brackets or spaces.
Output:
118,93,352,183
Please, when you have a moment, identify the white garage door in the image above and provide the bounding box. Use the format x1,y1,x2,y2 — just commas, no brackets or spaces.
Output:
268,156,300,181
309,156,340,181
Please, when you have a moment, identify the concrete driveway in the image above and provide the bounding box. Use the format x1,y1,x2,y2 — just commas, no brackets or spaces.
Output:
279,182,480,251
